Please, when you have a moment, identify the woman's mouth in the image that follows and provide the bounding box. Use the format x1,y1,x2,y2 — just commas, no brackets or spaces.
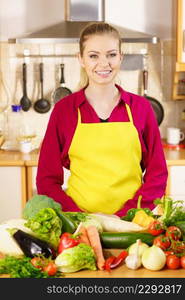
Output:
95,70,112,78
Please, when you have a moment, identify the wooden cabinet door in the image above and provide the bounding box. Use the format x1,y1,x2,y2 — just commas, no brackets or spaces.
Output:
167,165,185,202
0,166,26,222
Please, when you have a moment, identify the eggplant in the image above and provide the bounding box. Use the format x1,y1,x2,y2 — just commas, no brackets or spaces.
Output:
13,229,55,258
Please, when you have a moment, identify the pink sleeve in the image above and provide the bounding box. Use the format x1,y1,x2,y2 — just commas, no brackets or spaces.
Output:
36,106,82,212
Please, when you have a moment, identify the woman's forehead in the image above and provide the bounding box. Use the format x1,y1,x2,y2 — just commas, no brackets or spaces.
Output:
83,34,120,52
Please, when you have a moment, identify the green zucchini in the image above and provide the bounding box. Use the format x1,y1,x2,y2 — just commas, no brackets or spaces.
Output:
57,212,76,234
100,232,155,249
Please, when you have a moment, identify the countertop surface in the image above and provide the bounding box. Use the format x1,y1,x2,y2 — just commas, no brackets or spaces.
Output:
1,148,185,166
0,250,184,278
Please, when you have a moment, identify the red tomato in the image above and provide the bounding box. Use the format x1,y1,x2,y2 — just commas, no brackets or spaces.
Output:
180,256,185,269
164,250,174,257
153,235,171,250
43,262,57,276
166,255,180,269
165,226,182,241
30,257,44,270
148,220,165,236
170,240,185,254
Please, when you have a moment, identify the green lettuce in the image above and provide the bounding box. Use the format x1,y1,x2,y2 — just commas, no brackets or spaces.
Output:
55,243,97,273
25,207,62,249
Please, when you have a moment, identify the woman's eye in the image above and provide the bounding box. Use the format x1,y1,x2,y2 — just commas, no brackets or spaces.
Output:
109,53,117,57
89,54,98,59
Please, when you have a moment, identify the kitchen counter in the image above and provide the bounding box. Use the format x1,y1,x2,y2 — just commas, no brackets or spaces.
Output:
1,148,185,166
0,249,184,278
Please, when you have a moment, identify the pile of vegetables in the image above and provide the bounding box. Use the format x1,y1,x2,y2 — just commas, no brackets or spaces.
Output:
0,194,185,277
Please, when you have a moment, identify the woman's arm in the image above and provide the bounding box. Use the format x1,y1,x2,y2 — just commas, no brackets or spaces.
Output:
116,102,168,217
36,106,82,212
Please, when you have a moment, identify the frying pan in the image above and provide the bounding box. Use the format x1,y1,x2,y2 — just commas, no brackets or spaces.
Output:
143,70,164,126
34,63,51,114
52,63,72,104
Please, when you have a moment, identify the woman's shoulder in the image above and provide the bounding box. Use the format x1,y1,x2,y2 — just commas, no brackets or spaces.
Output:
118,86,151,109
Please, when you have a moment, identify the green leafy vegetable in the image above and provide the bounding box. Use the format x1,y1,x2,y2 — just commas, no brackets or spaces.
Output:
25,208,62,249
0,255,57,278
155,196,185,226
82,215,103,233
55,243,97,273
22,194,62,220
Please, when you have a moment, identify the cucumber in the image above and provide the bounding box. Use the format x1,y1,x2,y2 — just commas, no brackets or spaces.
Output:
100,232,155,249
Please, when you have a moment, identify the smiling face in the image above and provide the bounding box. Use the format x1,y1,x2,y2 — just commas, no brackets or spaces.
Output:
78,34,123,87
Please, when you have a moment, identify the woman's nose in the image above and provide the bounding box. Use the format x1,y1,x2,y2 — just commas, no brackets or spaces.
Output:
98,56,110,67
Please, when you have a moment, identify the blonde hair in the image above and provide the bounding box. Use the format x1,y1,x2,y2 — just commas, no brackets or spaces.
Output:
76,22,122,91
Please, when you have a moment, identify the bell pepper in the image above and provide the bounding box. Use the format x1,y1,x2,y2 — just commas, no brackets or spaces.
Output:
104,250,128,272
58,232,80,254
132,210,154,228
121,195,153,221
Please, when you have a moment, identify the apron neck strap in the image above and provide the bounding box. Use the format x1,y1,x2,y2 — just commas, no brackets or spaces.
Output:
77,109,82,124
77,104,133,123
125,104,133,123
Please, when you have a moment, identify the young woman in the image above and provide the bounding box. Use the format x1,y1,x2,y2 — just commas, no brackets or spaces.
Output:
36,22,168,216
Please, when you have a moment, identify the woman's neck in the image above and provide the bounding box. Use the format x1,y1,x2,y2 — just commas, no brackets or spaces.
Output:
85,83,120,105
84,83,120,119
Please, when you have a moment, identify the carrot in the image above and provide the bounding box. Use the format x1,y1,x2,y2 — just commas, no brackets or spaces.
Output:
78,226,91,246
86,225,105,270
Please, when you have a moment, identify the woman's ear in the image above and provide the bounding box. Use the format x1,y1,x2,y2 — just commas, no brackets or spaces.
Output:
78,52,85,68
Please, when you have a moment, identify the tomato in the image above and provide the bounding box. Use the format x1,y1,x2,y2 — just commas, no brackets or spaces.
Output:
58,232,80,254
166,255,180,269
180,256,185,269
165,226,182,241
153,235,171,250
31,257,44,270
148,220,165,236
164,250,174,257
43,262,57,276
170,240,185,254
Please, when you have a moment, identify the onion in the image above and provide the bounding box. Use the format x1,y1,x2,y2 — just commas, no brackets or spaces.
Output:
129,241,149,258
141,245,166,271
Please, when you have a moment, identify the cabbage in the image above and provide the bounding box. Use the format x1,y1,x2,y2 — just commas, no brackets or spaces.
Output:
0,219,34,257
22,194,62,220
82,215,103,233
55,243,97,273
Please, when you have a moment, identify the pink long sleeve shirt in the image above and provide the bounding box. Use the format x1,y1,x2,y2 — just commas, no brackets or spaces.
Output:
36,85,168,217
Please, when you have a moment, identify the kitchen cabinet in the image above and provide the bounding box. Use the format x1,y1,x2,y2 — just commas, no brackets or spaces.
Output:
166,165,185,201
0,152,27,222
164,148,185,203
173,0,185,100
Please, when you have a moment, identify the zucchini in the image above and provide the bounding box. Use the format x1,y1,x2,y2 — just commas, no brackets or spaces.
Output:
100,232,155,249
57,212,76,234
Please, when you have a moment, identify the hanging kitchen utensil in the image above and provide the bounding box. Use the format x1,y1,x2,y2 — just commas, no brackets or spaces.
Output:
33,63,51,114
52,63,72,104
143,69,164,126
20,63,32,111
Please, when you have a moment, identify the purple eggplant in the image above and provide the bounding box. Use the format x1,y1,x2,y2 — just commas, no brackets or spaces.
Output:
13,229,56,258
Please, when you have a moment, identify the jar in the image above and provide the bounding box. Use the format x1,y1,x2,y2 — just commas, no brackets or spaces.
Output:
7,105,23,148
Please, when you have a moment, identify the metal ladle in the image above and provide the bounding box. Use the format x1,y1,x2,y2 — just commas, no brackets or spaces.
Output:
20,62,32,111
34,63,51,113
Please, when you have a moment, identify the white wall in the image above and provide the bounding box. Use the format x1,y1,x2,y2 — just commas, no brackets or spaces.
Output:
0,0,173,41
105,0,173,40
0,0,65,40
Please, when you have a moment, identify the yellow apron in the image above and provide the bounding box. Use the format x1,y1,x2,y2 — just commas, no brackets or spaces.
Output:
66,103,142,214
